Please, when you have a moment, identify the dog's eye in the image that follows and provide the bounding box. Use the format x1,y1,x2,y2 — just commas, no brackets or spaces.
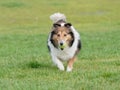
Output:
57,34,60,37
64,34,67,37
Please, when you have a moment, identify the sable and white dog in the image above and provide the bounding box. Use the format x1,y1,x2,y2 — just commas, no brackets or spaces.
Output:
47,13,81,72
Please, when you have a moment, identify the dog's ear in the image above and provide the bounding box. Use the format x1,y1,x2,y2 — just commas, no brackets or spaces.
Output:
53,23,61,28
64,23,72,28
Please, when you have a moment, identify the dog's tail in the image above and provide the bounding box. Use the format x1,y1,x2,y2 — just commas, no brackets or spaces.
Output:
50,12,66,23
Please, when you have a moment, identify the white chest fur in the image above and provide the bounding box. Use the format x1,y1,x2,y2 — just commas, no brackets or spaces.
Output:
51,45,77,61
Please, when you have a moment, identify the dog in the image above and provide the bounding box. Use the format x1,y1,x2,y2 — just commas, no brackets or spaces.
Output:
47,13,81,72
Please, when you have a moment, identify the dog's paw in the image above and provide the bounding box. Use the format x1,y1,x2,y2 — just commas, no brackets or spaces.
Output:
66,66,73,72
57,64,65,71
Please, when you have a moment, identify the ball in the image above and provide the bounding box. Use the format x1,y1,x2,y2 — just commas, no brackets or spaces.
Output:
59,43,67,50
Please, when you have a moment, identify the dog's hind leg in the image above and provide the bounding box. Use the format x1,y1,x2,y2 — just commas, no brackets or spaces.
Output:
67,56,76,72
51,55,64,71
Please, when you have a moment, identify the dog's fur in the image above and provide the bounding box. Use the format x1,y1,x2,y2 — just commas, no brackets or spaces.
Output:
47,13,81,72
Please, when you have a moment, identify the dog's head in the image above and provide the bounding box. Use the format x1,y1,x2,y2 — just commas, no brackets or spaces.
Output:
50,22,74,50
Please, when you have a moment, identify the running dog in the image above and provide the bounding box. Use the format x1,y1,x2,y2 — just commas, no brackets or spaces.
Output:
47,13,81,72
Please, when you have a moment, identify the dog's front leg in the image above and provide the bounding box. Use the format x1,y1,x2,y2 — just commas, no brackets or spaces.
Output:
51,55,64,71
67,56,76,72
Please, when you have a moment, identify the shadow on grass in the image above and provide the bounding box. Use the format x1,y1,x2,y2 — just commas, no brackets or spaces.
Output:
27,61,48,68
26,60,57,70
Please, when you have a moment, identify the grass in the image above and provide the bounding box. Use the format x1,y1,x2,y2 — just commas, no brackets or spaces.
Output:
0,0,120,90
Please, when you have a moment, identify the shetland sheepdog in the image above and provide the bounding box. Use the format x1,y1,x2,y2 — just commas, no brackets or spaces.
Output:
47,13,81,72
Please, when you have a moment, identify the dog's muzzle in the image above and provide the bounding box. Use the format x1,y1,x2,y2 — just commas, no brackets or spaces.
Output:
59,41,66,50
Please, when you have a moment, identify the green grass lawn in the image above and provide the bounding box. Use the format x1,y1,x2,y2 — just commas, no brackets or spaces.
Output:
0,0,120,90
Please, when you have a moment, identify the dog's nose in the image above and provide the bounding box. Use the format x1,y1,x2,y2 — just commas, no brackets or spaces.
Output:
60,42,63,46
